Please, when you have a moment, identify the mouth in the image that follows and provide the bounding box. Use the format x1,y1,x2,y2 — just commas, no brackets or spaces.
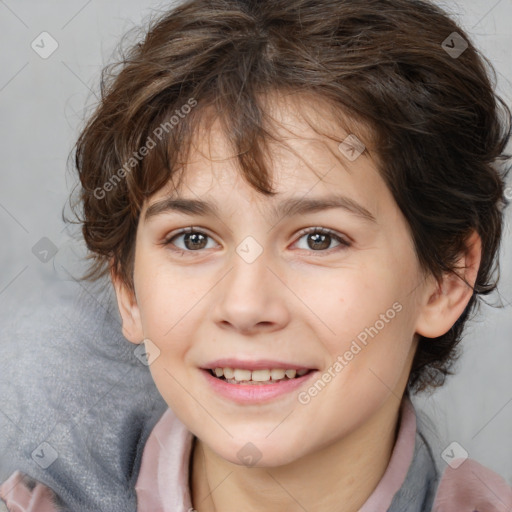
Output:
200,361,318,403
207,367,313,385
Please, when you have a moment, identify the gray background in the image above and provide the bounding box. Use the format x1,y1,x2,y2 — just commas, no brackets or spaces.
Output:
1,0,511,484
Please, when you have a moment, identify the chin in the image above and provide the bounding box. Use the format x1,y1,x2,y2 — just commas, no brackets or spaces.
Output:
210,438,306,469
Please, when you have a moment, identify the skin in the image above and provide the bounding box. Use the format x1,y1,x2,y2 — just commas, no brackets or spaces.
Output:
112,92,481,512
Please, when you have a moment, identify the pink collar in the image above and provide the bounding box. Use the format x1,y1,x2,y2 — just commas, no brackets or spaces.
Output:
135,395,417,512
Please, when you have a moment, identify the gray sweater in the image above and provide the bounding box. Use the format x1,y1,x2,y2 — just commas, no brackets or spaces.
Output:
0,277,168,511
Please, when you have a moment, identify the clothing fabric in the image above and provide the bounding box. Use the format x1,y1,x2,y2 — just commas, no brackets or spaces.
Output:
2,391,511,511
133,393,512,512
0,278,168,512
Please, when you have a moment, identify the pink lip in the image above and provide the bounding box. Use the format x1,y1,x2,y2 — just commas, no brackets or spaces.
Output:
201,359,315,371
201,368,317,404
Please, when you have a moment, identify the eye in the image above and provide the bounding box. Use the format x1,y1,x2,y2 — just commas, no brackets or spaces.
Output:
162,227,218,254
161,226,351,256
293,227,351,254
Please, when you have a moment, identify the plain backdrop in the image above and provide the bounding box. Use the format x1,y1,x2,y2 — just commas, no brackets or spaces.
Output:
1,0,511,485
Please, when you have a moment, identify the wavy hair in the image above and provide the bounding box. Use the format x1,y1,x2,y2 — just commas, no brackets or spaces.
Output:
66,0,511,393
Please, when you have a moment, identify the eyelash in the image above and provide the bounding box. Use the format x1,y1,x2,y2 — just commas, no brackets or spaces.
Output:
161,226,351,256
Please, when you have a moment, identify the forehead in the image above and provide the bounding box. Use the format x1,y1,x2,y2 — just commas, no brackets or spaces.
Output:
150,91,377,200
137,91,394,234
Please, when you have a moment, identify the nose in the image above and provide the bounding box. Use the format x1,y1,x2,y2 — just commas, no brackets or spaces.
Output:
212,244,291,335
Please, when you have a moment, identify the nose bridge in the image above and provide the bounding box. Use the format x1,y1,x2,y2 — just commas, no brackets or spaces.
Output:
229,234,274,297
213,234,289,332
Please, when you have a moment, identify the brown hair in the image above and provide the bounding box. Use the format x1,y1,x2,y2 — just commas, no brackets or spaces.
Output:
66,0,511,393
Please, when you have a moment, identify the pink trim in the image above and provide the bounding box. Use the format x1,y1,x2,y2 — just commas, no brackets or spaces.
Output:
0,471,58,512
359,395,417,512
432,458,512,511
135,408,194,512
135,397,419,512
3,397,511,511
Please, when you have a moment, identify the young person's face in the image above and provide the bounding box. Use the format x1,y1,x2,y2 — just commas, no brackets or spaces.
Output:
115,94,432,467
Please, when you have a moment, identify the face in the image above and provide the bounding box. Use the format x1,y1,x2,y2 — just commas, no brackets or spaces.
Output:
115,93,433,467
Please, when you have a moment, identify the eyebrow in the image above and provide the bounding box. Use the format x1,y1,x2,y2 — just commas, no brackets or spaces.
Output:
143,194,377,224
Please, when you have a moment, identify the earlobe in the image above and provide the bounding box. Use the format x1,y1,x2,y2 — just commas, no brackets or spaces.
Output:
110,264,144,344
415,231,482,339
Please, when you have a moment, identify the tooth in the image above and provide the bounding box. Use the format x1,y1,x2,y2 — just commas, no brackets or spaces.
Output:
285,369,297,379
223,367,234,379
252,369,271,381
234,369,252,381
214,368,224,377
297,369,308,376
270,369,286,380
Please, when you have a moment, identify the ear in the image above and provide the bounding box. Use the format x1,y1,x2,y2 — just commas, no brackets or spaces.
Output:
110,260,144,344
415,231,482,338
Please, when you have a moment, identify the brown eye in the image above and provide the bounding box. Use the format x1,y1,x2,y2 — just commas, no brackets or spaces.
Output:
161,225,351,257
294,227,351,253
181,231,208,250
163,227,217,253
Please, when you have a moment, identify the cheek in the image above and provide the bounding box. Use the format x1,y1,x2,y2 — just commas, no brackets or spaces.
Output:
294,264,408,346
300,264,418,392
135,257,201,338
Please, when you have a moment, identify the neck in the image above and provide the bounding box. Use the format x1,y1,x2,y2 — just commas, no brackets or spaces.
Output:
190,394,404,512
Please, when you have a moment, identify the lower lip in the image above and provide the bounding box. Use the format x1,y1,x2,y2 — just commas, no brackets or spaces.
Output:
201,369,317,404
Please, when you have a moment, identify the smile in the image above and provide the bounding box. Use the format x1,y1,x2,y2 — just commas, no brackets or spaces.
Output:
209,367,311,384
201,365,318,404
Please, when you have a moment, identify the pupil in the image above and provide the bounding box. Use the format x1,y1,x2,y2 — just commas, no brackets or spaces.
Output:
309,233,329,250
185,232,206,250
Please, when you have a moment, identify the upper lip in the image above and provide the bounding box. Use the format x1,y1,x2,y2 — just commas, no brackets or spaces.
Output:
201,359,316,371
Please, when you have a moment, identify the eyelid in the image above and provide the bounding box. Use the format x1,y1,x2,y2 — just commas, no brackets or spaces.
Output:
160,225,218,246
161,226,353,247
161,225,351,254
294,226,352,246
159,226,353,257
161,226,349,242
